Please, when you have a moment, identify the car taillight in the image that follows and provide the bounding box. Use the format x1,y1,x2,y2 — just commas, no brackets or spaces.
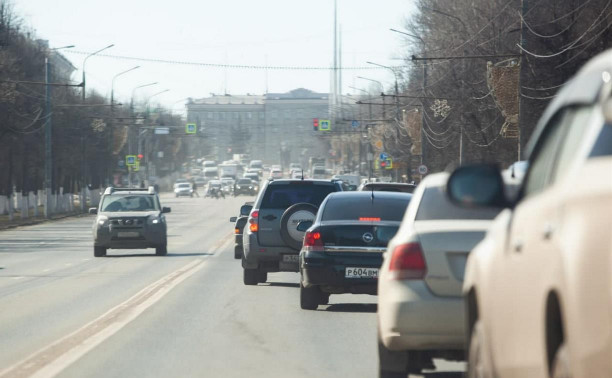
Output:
234,227,240,234
303,230,324,252
388,242,427,280
249,211,259,233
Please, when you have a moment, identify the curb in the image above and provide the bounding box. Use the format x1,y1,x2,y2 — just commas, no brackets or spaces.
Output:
0,212,92,231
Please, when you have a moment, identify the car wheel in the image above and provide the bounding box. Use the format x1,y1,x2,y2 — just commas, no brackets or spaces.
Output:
94,246,106,257
319,292,330,305
234,245,243,260
468,320,494,378
243,268,258,285
257,270,267,283
300,282,320,310
156,245,168,256
378,327,410,378
551,342,571,378
280,203,318,251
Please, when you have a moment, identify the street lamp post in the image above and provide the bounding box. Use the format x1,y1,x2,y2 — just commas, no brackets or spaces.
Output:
82,44,114,102
111,65,140,110
44,45,74,219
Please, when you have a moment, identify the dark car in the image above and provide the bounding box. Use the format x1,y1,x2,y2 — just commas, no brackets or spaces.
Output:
298,191,412,310
230,202,253,259
90,187,171,257
360,182,417,193
234,178,257,196
242,179,343,285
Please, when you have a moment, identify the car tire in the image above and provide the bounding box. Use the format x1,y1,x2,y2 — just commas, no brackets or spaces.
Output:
551,342,571,378
280,203,318,251
156,244,168,256
257,270,267,283
234,245,243,260
94,246,106,257
378,327,413,377
243,268,259,285
319,292,330,305
300,282,320,310
467,320,494,378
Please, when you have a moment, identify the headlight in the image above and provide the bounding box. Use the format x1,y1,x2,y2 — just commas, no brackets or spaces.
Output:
249,186,253,189
97,216,109,226
149,215,164,225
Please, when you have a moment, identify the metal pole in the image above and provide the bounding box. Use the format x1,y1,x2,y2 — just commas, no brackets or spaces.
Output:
518,0,527,160
44,57,52,218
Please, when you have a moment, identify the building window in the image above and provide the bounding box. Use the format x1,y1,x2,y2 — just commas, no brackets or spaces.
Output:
207,112,213,119
247,112,252,119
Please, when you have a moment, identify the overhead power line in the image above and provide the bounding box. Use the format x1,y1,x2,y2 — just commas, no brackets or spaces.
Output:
64,50,391,71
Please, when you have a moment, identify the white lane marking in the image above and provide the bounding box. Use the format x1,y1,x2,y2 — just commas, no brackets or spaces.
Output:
42,269,51,272
212,236,234,258
81,259,90,261
0,258,206,378
64,263,72,267
11,276,24,280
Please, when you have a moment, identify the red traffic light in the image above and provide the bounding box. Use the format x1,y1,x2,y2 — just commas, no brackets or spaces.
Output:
380,161,387,167
313,118,319,131
137,154,143,160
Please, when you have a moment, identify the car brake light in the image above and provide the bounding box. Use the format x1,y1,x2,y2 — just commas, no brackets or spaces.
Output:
388,242,427,280
303,230,324,252
234,228,240,234
249,211,259,233
359,217,381,221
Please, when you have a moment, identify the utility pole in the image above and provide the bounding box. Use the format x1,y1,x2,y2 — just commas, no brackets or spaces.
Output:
518,0,528,161
44,57,52,218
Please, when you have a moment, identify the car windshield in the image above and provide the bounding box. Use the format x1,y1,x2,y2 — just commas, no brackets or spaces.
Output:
416,186,501,220
261,183,336,209
178,183,190,188
100,195,159,212
238,179,251,184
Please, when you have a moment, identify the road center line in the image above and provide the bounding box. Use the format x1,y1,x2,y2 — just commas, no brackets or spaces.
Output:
0,258,206,378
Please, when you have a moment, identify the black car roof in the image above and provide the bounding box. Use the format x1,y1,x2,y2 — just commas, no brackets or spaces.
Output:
326,191,412,200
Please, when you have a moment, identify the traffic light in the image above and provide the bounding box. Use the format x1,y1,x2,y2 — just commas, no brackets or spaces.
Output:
379,158,392,169
380,160,387,168
137,154,143,160
313,118,319,131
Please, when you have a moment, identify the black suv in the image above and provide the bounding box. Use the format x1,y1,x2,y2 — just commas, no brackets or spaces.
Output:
90,187,171,257
242,179,343,285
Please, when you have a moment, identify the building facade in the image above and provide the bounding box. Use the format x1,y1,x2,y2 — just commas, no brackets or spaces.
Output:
186,88,330,167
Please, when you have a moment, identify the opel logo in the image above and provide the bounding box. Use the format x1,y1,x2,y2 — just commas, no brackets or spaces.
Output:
362,232,374,243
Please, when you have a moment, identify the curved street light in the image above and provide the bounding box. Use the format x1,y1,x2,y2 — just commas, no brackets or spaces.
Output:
111,66,140,108
82,44,114,102
130,82,158,111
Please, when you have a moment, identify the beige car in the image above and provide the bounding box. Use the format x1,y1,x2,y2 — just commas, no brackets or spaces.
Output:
377,172,500,377
447,50,612,377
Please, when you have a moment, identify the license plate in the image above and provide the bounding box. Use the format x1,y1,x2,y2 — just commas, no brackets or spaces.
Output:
282,255,299,263
117,231,139,238
345,267,379,278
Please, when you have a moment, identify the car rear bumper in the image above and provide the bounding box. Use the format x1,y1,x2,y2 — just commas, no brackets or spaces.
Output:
378,280,465,351
301,250,382,294
243,232,298,272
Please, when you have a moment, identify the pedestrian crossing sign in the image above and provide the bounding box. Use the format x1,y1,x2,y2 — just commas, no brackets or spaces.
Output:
126,155,136,166
186,123,197,134
320,119,331,131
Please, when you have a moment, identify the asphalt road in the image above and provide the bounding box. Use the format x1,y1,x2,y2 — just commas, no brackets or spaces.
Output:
0,193,464,378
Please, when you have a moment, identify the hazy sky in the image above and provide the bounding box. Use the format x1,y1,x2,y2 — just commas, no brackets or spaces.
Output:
14,0,414,111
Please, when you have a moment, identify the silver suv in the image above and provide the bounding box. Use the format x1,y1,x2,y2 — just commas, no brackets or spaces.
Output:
242,179,343,285
90,187,171,257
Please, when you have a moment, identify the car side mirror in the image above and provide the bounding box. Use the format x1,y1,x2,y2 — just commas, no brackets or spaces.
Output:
88,207,98,214
447,164,509,208
162,207,171,213
240,204,253,216
230,216,237,222
296,220,313,232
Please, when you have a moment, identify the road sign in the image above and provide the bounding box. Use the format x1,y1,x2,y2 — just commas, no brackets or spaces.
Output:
366,152,373,161
418,164,428,175
126,155,136,166
375,140,383,149
155,127,170,135
379,152,388,160
118,160,125,168
132,160,140,172
185,123,197,134
320,119,331,131
351,120,360,128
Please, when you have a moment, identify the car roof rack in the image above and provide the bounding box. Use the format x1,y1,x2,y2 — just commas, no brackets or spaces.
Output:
104,187,156,195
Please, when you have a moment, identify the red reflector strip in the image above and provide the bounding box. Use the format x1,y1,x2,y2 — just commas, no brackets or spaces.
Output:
359,217,381,221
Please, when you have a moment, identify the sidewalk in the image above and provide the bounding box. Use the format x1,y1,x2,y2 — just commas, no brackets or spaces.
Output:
0,209,91,231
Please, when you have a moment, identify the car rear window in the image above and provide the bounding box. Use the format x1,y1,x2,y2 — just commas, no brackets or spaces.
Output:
238,179,251,184
260,183,336,209
416,186,500,220
322,195,411,221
